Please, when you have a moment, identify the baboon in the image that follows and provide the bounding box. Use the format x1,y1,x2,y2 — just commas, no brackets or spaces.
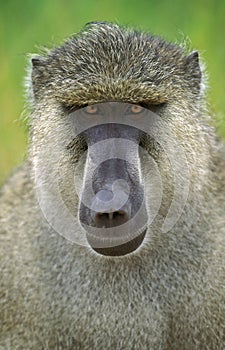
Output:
0,22,225,350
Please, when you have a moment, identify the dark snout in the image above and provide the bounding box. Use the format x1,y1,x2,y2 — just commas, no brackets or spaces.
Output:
78,124,148,256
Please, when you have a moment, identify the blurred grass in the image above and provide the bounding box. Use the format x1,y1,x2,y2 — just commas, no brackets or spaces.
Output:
0,0,224,185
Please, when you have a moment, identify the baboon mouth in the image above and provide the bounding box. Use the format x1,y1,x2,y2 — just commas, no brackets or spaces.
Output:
87,229,146,257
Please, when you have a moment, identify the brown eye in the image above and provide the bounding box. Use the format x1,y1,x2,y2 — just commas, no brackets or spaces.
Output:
84,105,98,114
130,105,144,114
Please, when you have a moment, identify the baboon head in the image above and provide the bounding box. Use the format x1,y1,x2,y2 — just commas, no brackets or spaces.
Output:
30,22,204,257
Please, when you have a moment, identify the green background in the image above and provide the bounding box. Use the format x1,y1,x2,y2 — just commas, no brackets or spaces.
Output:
0,0,224,185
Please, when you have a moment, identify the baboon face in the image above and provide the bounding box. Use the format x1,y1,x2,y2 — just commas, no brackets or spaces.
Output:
31,23,201,258
33,97,192,258
58,100,181,257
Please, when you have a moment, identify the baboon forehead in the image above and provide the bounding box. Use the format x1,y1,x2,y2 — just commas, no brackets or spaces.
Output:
45,22,185,82
31,23,201,103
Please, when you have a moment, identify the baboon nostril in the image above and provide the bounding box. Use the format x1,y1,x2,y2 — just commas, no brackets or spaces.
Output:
94,210,129,227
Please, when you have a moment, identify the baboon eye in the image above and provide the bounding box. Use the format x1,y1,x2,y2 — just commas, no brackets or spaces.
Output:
84,105,98,114
130,105,144,114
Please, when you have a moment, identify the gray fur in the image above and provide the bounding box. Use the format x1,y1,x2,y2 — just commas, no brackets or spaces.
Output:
0,22,225,349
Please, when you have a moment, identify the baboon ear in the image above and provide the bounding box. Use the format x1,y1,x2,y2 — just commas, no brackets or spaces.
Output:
184,51,201,91
31,57,44,67
31,55,46,68
30,56,47,97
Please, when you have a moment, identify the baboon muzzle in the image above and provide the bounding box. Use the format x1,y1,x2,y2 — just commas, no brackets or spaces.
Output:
78,124,148,256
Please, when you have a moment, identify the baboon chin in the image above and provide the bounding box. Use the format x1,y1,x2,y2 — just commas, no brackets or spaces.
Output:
0,22,224,350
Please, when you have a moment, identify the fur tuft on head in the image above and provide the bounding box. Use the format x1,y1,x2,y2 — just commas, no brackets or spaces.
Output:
29,22,203,108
